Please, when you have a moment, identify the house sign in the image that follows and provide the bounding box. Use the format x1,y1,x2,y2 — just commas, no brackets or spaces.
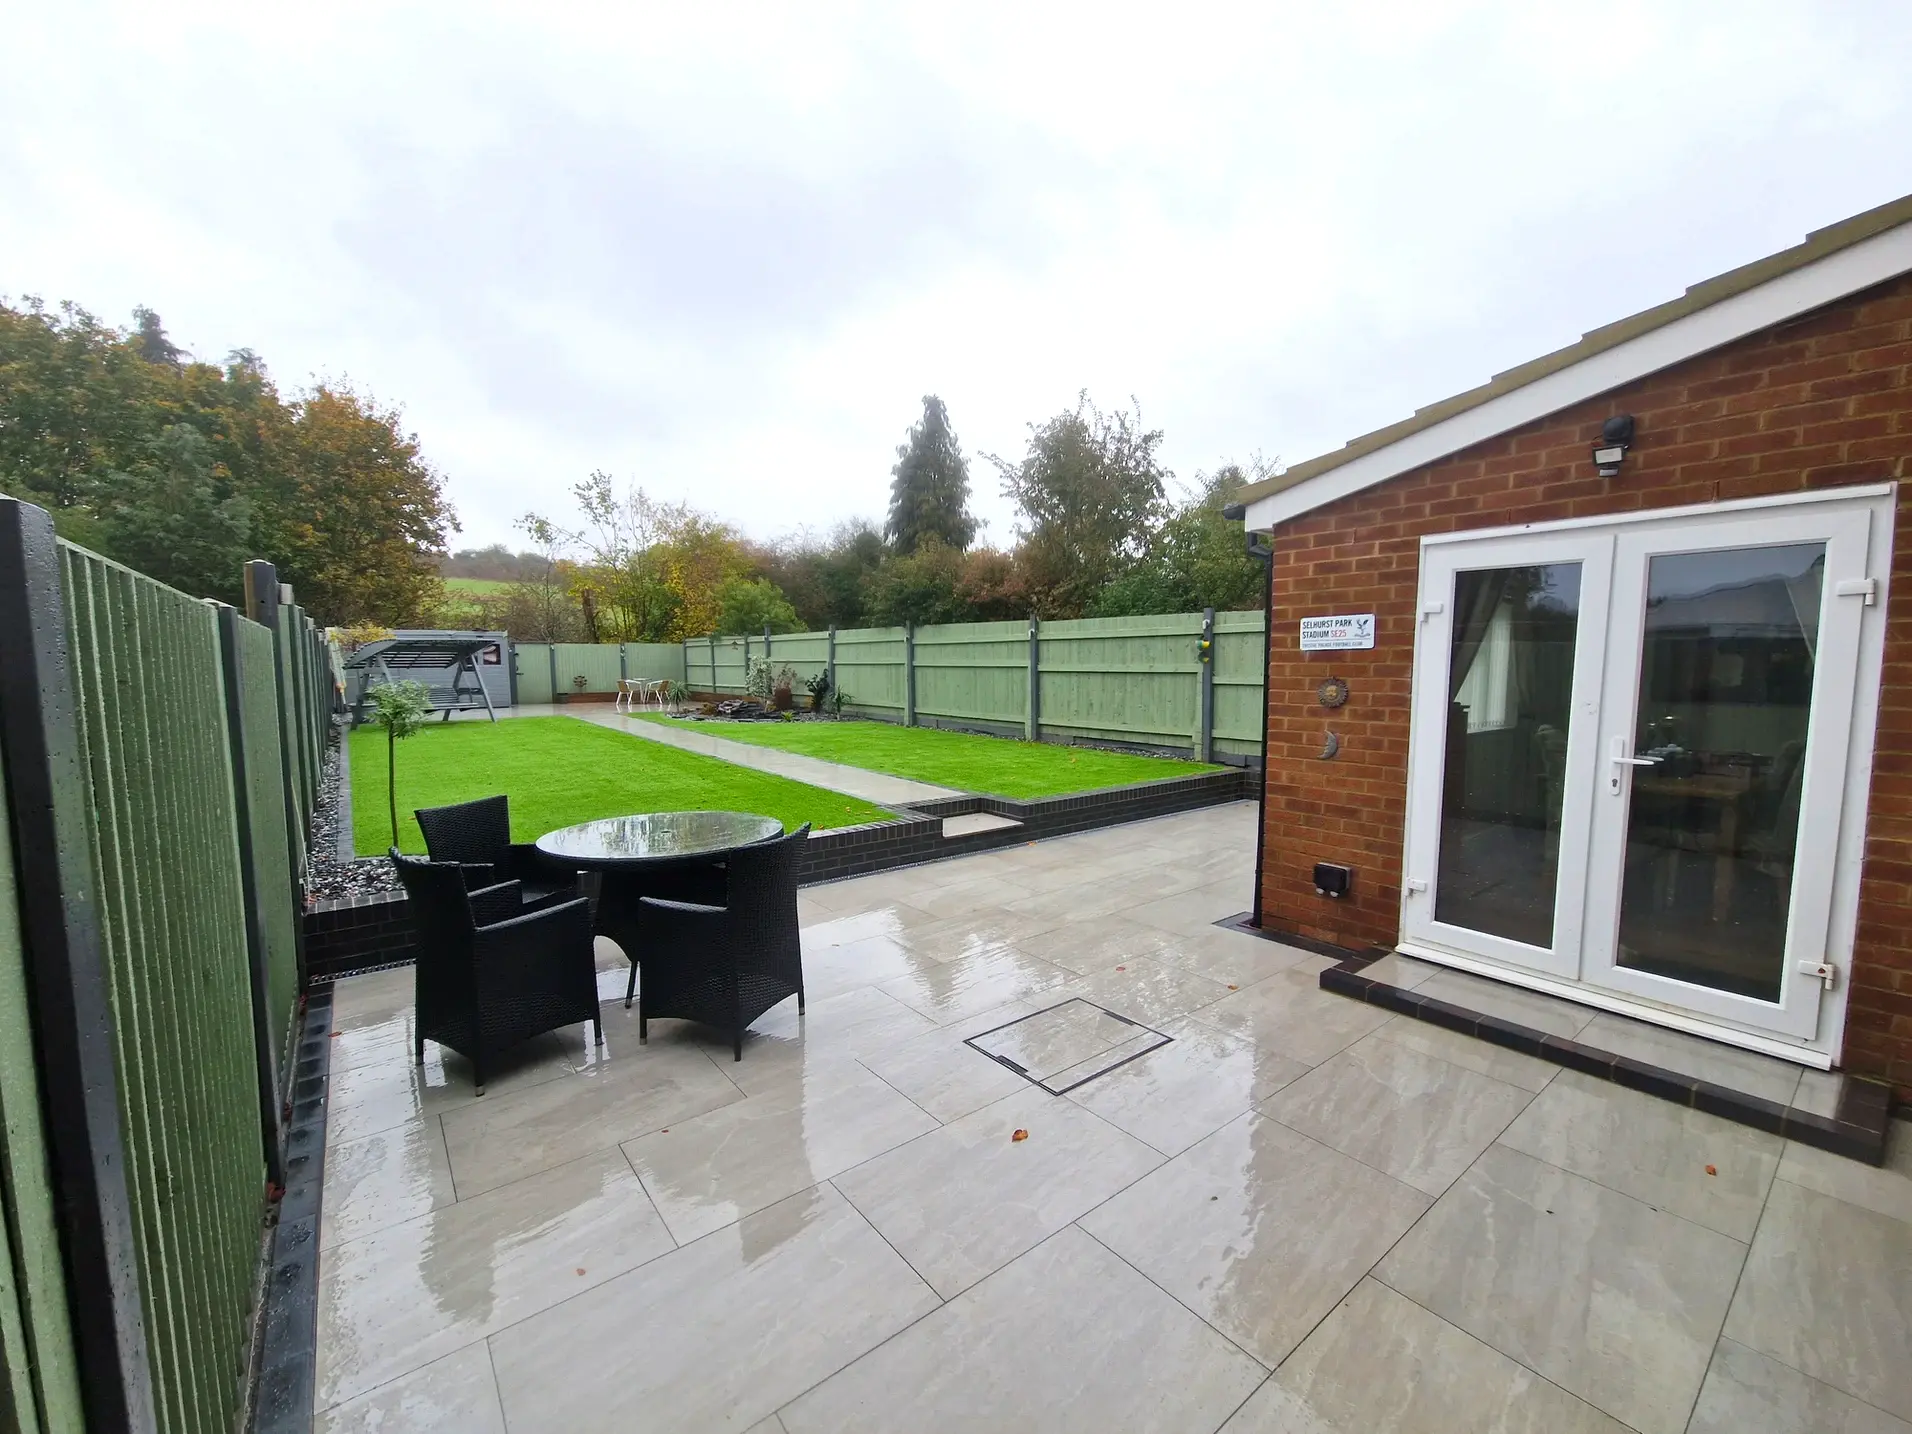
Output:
1298,613,1376,651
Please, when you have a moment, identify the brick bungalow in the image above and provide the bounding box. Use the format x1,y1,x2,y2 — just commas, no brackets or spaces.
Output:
1234,193,1912,1098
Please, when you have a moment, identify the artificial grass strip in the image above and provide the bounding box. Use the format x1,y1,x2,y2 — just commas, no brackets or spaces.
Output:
350,716,894,856
637,714,1220,799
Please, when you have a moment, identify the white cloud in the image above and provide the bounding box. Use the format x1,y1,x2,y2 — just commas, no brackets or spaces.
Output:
4,0,1909,549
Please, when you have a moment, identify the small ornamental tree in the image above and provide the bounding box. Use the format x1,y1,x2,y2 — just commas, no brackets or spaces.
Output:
368,680,435,848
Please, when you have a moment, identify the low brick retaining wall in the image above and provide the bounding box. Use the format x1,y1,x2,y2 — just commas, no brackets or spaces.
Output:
305,766,1250,983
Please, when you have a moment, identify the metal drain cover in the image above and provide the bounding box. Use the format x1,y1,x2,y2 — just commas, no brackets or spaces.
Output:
965,998,1171,1095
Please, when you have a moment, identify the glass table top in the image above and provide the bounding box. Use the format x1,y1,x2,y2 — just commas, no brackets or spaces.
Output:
535,811,784,865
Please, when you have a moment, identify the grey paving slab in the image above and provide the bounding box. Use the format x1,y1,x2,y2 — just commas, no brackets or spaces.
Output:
1377,1143,1746,1434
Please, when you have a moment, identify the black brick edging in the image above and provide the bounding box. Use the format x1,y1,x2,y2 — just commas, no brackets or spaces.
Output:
304,767,1252,984
1217,912,1896,1167
248,983,331,1432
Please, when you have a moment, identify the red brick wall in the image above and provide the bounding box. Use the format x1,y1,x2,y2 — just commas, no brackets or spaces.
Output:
1258,272,1912,1091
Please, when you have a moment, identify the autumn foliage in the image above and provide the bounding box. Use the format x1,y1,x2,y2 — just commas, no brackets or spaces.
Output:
0,297,456,624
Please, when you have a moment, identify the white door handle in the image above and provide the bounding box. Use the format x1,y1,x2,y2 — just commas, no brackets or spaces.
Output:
1610,736,1658,768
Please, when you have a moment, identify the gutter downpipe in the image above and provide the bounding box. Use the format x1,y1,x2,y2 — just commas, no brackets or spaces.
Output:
1224,502,1275,929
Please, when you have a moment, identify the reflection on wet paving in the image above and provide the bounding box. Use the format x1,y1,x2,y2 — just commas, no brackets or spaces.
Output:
315,798,1912,1433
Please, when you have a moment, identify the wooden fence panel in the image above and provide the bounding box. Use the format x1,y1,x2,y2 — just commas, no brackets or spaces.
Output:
914,621,1027,729
1212,610,1268,757
0,740,85,1431
62,547,266,1434
763,633,829,697
622,643,685,686
233,621,302,1088
550,643,622,695
832,628,906,715
1037,614,1205,749
710,636,749,694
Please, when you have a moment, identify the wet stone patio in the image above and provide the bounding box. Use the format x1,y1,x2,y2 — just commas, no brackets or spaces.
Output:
314,801,1912,1433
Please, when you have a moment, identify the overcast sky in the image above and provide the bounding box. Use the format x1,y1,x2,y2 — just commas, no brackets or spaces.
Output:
6,3,1910,552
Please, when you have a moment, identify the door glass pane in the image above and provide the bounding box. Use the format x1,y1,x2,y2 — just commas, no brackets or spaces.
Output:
1435,563,1582,948
1616,543,1824,1001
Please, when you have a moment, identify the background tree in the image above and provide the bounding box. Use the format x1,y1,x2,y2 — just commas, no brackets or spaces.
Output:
715,576,803,634
257,382,456,625
986,392,1169,616
1089,464,1269,616
885,395,977,555
88,423,255,601
863,540,971,626
0,297,457,623
746,519,885,629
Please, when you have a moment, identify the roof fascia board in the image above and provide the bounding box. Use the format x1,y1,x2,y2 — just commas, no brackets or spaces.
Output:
1244,219,1912,531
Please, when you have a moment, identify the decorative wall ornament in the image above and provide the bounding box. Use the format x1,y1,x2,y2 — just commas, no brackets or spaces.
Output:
1317,675,1350,709
1319,730,1340,760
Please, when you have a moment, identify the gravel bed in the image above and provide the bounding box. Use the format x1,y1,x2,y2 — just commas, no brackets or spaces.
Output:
304,724,401,906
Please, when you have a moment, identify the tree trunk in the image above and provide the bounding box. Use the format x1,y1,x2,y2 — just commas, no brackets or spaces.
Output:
388,730,399,848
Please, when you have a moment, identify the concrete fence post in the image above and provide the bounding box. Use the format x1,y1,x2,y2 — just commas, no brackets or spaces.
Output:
618,643,628,683
903,624,916,727
827,625,837,695
547,644,559,705
1026,615,1040,741
1199,607,1216,762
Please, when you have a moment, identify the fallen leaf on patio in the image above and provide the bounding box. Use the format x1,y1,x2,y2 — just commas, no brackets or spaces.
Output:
1011,1129,1029,1142
575,1267,586,1276
1115,965,1126,971
1227,984,1238,990
329,1031,341,1038
1704,1164,1717,1177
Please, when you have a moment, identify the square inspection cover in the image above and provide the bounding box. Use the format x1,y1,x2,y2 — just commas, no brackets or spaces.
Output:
965,998,1172,1096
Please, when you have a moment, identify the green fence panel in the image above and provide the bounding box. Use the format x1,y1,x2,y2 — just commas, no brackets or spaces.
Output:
1037,614,1205,751
761,633,828,699
622,643,685,686
514,643,554,703
683,640,715,693
549,643,621,695
235,621,301,1078
675,610,1264,752
710,636,749,694
914,620,1028,728
1212,610,1267,757
60,547,266,1434
832,627,906,714
0,736,86,1432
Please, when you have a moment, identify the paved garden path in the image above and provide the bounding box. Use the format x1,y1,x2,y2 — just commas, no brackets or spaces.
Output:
499,703,959,808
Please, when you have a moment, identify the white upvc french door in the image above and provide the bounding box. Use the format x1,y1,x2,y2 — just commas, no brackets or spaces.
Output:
1400,489,1888,1053
1578,505,1875,1040
1401,532,1613,980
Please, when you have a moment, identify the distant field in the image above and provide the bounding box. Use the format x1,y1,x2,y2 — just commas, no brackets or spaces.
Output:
443,576,512,594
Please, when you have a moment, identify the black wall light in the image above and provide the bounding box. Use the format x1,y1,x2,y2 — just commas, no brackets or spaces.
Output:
1593,414,1635,477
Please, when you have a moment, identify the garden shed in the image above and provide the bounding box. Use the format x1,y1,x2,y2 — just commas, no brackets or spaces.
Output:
1236,192,1912,1096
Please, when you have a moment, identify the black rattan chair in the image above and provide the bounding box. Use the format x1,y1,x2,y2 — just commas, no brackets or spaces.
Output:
391,851,601,1092
627,824,811,1060
414,795,575,907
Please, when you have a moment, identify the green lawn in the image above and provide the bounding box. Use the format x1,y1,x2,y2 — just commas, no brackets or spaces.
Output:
442,576,512,594
638,715,1220,799
351,717,893,856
